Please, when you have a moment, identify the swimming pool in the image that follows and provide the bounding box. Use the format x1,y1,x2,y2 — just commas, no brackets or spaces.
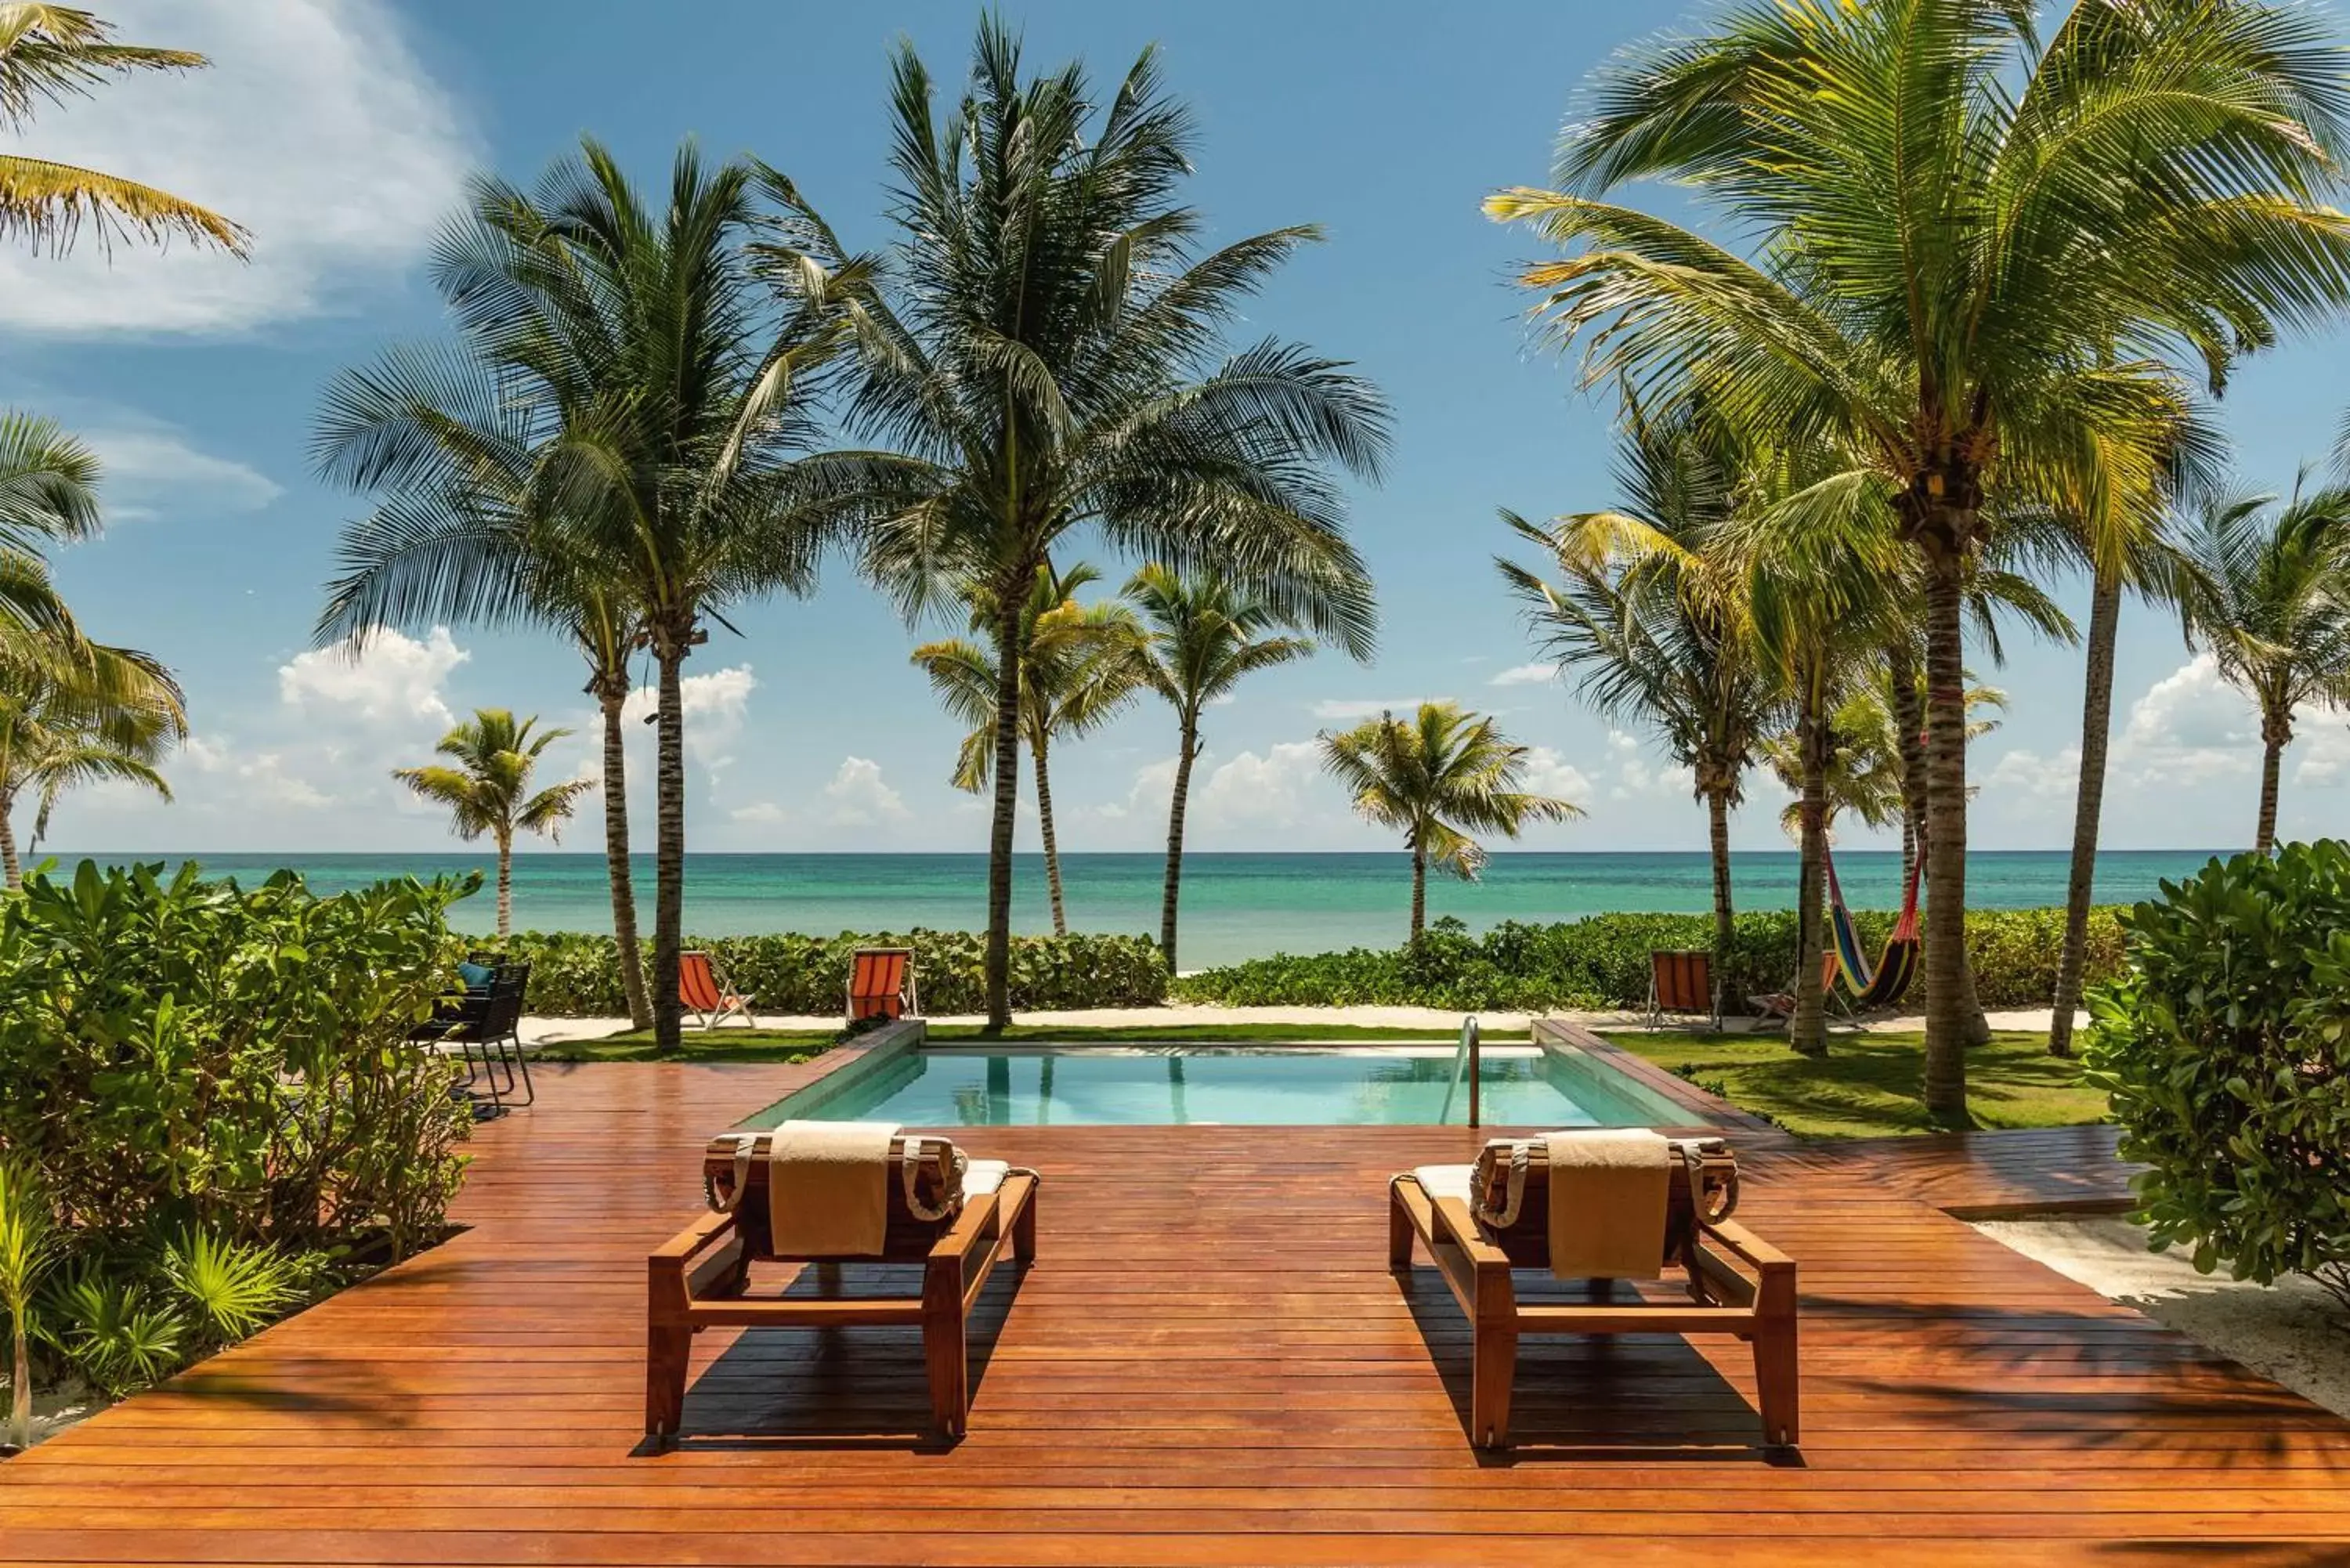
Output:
740,1042,1697,1129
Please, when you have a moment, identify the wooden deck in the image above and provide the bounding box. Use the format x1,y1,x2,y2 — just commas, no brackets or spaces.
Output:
6,1057,2350,1566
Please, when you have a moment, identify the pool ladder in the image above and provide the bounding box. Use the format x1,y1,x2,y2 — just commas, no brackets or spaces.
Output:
1440,1015,1483,1128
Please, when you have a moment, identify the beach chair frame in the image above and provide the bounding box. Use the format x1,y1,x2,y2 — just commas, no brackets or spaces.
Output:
1389,1140,1798,1451
847,946,918,1024
679,949,755,1030
645,1136,1038,1444
1644,948,1720,1031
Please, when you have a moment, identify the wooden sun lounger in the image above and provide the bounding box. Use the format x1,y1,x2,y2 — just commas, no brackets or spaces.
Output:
645,1133,1037,1444
1389,1136,1798,1450
848,945,917,1024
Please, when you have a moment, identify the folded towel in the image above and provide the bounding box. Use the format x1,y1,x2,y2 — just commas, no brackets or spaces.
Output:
1546,1128,1671,1280
767,1119,900,1257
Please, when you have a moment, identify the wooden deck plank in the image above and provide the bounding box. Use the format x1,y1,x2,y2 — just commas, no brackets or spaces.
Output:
4,1057,2345,1564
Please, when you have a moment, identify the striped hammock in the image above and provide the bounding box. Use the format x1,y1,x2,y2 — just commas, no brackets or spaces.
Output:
1824,850,1922,1011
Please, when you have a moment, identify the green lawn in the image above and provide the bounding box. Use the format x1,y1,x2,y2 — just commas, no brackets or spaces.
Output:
1602,1028,2110,1139
534,1019,1524,1063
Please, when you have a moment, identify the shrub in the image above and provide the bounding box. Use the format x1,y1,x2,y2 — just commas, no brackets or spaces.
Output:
1174,905,2128,1011
2084,843,2350,1311
501,927,1170,1017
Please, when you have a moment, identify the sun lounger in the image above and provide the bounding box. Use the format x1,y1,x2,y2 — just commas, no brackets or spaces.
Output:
847,945,917,1024
645,1125,1038,1444
1389,1132,1797,1450
1645,948,1719,1029
679,949,754,1029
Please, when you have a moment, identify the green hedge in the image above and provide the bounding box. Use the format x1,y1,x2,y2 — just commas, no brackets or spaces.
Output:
498,928,1170,1017
1171,906,2126,1011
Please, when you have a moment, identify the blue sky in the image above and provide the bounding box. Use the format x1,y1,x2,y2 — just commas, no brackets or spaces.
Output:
11,0,2348,858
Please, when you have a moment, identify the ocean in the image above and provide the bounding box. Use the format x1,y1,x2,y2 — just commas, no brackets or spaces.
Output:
45,849,2233,970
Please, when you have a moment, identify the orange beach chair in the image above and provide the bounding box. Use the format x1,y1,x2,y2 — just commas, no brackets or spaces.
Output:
679,950,754,1030
847,946,917,1024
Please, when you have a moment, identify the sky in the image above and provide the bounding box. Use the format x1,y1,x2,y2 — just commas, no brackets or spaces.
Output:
9,0,2348,858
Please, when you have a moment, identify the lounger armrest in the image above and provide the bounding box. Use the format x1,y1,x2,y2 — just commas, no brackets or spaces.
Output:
1699,1216,1793,1274
929,1189,1001,1266
1430,1192,1513,1273
650,1208,737,1268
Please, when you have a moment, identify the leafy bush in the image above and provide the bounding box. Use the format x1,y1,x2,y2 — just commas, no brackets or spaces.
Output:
1175,905,2127,1011
501,927,1170,1016
2084,842,2350,1310
0,861,474,1262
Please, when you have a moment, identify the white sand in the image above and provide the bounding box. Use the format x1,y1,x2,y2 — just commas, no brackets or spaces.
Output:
523,1003,2070,1045
1975,1216,2350,1421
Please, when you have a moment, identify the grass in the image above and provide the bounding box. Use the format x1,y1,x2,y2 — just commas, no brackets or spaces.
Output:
534,1019,1528,1062
1602,1028,2110,1139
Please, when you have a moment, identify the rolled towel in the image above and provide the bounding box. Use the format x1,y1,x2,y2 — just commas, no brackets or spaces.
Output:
767,1119,900,1257
1546,1128,1672,1280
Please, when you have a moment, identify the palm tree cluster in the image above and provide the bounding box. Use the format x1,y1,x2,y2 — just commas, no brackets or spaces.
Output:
1487,0,2350,1107
317,18,1387,1039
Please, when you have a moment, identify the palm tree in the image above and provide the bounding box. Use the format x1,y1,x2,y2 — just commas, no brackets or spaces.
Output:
1318,702,1581,943
1123,564,1320,973
2173,484,2350,852
316,139,882,1051
395,709,590,938
0,1157,54,1452
790,20,1386,1029
0,640,183,887
1497,406,1774,1013
1487,0,2350,1118
0,5,245,254
912,562,1144,935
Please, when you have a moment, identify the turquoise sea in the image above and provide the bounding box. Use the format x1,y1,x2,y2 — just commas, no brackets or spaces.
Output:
46,849,2234,970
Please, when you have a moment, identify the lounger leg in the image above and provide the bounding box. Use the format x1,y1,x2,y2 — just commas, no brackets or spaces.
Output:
1010,1183,1038,1264
1387,1184,1415,1270
1753,1315,1800,1447
645,1323,691,1443
923,1252,968,1438
1470,1260,1518,1449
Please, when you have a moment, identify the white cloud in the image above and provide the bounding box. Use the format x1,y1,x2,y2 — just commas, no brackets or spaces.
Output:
0,0,474,338
729,800,788,826
2294,723,2350,789
280,627,468,728
237,753,331,811
1311,697,1438,722
623,664,757,777
2118,654,2257,786
1094,757,1177,823
1191,741,1327,832
1983,745,2081,801
1603,730,1695,801
822,757,909,827
1518,746,1595,807
1490,662,1560,688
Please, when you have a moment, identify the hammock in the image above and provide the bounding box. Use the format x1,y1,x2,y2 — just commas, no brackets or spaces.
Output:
1824,847,1922,1011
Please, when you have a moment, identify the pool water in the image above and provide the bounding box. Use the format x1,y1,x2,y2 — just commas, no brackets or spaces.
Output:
745,1045,1694,1128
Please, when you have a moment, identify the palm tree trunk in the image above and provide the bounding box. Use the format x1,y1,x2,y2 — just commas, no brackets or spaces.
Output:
1034,735,1067,938
0,790,19,891
1408,845,1427,944
494,830,514,939
598,688,652,1031
1921,548,1970,1123
1888,643,1929,889
2257,714,2287,854
1705,785,1734,1019
651,646,689,1054
1160,717,1199,973
1791,681,1830,1057
2049,571,2121,1057
983,583,1025,1033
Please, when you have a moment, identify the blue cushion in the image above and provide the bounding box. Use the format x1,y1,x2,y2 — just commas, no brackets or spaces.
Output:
457,960,495,991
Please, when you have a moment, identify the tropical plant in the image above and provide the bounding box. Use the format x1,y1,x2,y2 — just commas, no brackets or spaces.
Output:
1498,403,1773,1011
1318,702,1581,943
34,1266,178,1397
2085,840,2350,1313
0,1156,54,1449
315,139,884,1050
0,3,245,255
912,562,1144,934
157,1227,302,1352
1123,563,1320,972
0,640,184,886
394,709,589,938
787,20,1386,1028
1488,0,2350,1119
2171,483,2350,854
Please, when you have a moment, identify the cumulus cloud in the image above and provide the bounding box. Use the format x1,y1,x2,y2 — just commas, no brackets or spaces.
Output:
822,757,909,828
1310,697,1438,722
1190,741,1328,832
1601,730,1695,801
1489,662,1560,688
1094,757,1177,824
280,627,468,728
2118,654,2257,785
624,664,757,777
0,0,475,338
1517,746,1596,807
729,800,788,826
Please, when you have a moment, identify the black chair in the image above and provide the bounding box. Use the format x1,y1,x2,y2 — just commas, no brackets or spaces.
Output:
457,961,533,1108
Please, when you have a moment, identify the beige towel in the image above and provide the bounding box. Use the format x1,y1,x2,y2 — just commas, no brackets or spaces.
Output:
1546,1128,1671,1280
767,1119,900,1257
